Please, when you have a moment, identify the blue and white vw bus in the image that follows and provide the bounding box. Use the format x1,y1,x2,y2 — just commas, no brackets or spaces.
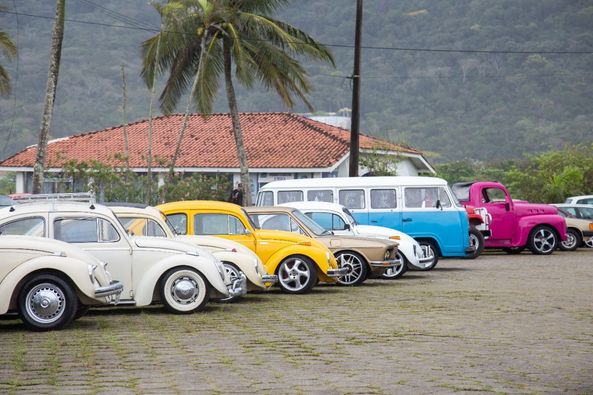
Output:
257,176,473,259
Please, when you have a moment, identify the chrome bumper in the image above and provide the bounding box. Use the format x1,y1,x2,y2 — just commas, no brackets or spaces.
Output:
369,258,401,268
326,267,349,278
227,273,247,298
95,281,123,302
261,274,278,284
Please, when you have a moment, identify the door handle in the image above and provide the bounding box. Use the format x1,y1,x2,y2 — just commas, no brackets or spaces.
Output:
370,220,378,223
402,218,412,222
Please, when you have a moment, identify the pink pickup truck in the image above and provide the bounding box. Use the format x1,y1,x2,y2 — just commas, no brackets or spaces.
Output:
452,181,567,255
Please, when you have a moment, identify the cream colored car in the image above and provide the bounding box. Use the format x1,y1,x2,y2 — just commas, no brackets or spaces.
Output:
555,207,593,251
0,202,243,313
0,235,123,331
109,204,277,300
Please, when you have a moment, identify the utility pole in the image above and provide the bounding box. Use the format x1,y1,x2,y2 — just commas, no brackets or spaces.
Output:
349,0,363,177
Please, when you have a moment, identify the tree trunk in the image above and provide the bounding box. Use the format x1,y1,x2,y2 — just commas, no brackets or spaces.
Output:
168,33,209,185
223,38,251,206
32,0,65,194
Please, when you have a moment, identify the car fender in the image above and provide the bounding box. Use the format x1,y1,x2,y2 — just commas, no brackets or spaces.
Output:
133,254,229,306
212,250,267,289
0,255,98,314
516,215,568,245
265,244,333,279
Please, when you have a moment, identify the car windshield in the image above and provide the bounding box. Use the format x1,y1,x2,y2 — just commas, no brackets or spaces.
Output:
161,212,180,235
342,207,358,226
291,209,331,236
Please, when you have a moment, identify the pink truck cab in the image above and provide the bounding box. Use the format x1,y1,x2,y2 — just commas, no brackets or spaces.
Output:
452,181,567,255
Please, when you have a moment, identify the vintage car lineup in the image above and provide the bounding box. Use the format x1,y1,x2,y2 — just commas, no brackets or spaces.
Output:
0,176,591,330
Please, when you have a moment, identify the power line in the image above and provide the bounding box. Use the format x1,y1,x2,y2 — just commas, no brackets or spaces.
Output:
78,0,156,31
2,9,593,55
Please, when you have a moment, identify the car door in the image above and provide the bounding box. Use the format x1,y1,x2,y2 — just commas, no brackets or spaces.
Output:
480,187,515,242
49,214,135,301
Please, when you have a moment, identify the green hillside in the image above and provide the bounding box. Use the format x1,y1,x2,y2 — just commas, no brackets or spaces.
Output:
1,0,592,162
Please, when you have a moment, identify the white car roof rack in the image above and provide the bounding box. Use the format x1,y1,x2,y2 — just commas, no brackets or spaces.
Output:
11,192,96,203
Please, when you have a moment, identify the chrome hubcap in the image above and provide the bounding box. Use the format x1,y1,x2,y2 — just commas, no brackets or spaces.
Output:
561,233,577,249
469,233,479,249
26,283,65,324
382,252,404,278
279,259,310,291
533,229,555,253
170,277,198,305
337,253,364,285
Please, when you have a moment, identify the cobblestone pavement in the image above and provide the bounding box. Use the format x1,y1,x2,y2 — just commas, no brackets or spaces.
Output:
1,249,592,394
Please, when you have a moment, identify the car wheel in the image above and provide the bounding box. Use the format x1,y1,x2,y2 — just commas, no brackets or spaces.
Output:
18,274,78,331
528,225,557,255
277,255,317,294
416,240,439,271
74,305,90,320
335,251,368,286
216,262,243,303
585,238,593,248
559,228,581,251
160,267,210,313
466,227,485,259
381,251,408,279
503,247,525,254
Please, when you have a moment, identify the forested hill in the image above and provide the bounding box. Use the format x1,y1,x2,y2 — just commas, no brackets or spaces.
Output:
1,0,592,162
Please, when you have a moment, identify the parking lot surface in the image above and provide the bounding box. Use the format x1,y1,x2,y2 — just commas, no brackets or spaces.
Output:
1,250,592,394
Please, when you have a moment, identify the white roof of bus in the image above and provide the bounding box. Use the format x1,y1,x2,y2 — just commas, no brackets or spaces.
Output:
260,176,448,190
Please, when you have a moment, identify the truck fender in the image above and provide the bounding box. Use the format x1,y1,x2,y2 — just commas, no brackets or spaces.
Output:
516,215,567,245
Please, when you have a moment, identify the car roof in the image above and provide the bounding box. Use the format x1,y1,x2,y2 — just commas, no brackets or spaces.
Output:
260,176,447,190
279,201,346,212
0,201,115,216
553,203,593,208
244,206,295,214
157,200,242,212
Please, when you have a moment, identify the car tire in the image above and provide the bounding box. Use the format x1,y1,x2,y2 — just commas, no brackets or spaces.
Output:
335,251,369,286
559,228,581,252
466,227,484,259
160,267,210,313
381,251,408,279
18,274,78,331
277,255,317,294
74,305,90,320
216,262,243,303
415,240,439,271
528,225,557,255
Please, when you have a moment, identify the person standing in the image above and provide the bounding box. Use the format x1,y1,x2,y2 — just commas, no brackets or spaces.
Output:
229,183,244,206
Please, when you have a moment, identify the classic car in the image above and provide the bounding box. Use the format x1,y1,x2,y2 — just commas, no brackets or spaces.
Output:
279,201,433,276
0,235,123,331
564,195,593,205
109,204,277,301
554,207,593,251
0,201,245,313
245,206,400,286
157,200,347,294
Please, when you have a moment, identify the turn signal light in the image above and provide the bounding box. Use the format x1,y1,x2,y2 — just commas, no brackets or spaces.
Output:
298,241,312,246
589,223,593,231
389,235,401,240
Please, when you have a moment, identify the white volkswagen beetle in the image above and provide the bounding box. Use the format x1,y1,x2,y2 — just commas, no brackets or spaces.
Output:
280,201,436,276
0,202,245,313
0,235,123,331
108,204,277,301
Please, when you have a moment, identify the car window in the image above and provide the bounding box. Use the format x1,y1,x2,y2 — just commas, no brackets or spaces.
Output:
194,214,246,235
0,217,45,236
119,217,167,237
258,191,273,206
54,217,120,243
562,207,577,216
307,189,333,202
277,190,303,204
166,213,187,235
579,207,593,219
405,187,451,208
249,213,301,234
306,212,346,231
339,189,365,209
371,189,397,209
578,198,593,205
483,188,507,203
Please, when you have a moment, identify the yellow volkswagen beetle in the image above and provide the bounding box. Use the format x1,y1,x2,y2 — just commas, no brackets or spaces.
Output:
157,201,347,294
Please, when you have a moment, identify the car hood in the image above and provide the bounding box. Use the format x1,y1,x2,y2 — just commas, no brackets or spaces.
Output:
354,225,418,245
253,229,328,250
176,234,258,259
133,236,205,256
513,202,558,216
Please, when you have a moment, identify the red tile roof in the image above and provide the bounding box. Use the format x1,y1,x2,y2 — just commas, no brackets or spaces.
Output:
0,113,421,169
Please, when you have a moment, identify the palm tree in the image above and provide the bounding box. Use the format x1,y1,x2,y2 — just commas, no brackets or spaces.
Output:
32,0,65,193
142,0,334,205
0,5,17,96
